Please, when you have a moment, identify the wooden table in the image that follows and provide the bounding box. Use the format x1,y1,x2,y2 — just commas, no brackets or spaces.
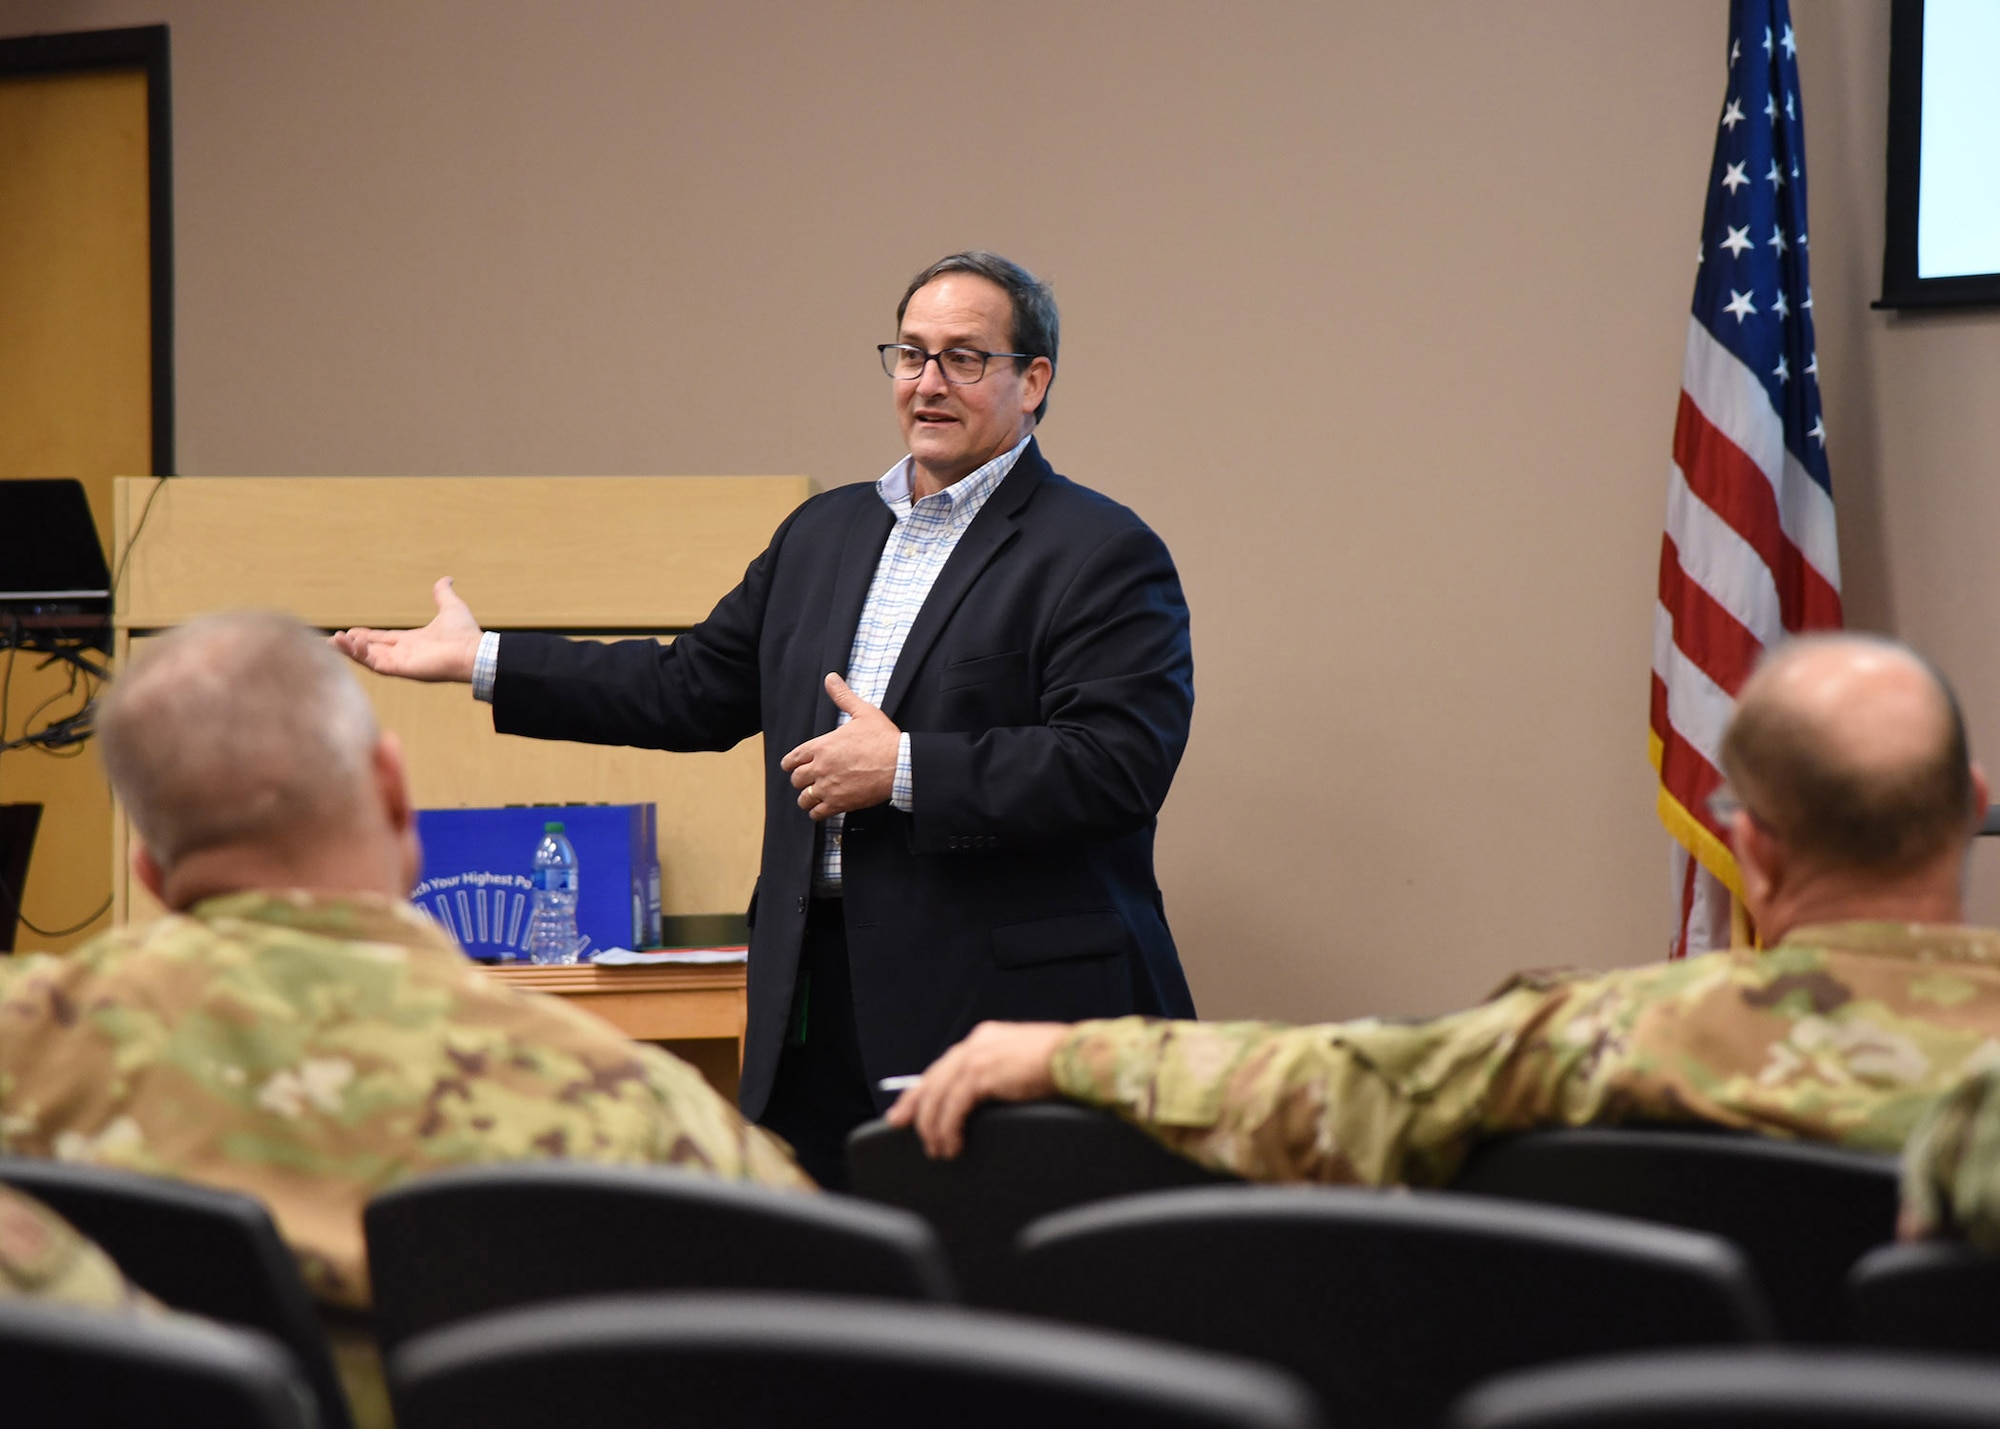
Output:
487,961,748,1065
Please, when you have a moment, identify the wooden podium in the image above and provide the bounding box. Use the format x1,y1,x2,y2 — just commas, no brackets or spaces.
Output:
111,474,815,1089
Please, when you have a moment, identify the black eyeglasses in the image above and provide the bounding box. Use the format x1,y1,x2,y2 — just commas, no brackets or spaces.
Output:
878,344,1033,384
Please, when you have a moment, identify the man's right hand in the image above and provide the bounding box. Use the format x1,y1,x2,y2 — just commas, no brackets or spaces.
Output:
884,1021,1069,1159
329,576,484,683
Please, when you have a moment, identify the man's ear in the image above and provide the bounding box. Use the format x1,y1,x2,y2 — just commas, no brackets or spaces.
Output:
132,843,166,904
1732,809,1782,919
1017,356,1053,418
373,732,423,895
373,731,413,832
1972,762,1991,828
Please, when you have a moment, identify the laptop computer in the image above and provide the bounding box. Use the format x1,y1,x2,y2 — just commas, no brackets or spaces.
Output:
0,478,113,654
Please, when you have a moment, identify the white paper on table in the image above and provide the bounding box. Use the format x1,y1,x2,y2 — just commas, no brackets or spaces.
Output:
591,947,749,966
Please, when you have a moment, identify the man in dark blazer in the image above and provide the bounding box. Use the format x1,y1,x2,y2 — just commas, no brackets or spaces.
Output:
333,252,1196,1184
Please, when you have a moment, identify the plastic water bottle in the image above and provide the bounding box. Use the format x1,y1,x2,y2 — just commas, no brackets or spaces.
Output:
526,821,580,965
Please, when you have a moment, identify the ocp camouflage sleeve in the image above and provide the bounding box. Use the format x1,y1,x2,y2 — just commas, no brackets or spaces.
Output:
1900,1066,2000,1251
0,1184,154,1311
0,890,810,1310
1048,991,1573,1185
1053,924,2000,1186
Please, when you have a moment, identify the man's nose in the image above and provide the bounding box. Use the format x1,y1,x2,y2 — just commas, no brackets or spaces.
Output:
914,355,953,396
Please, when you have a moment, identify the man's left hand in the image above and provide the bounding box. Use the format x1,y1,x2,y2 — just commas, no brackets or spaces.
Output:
781,673,900,820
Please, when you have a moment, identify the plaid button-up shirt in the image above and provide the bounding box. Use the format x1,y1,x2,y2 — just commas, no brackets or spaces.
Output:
814,436,1027,890
474,435,1029,894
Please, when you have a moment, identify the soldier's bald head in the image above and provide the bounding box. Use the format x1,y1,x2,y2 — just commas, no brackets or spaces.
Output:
100,611,383,871
1721,633,1976,875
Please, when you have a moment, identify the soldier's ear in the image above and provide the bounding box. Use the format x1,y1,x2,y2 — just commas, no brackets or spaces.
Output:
132,844,165,904
372,732,422,896
371,733,413,833
1733,810,1783,914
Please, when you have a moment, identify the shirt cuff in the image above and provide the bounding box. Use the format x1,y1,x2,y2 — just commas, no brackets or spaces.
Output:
471,630,501,703
891,732,914,812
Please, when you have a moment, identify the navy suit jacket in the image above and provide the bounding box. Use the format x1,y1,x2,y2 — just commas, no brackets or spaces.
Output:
492,440,1197,1118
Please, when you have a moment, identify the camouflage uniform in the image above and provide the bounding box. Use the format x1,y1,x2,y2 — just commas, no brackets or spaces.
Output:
1052,922,2000,1186
1898,1063,2000,1250
0,890,810,1310
0,1183,153,1310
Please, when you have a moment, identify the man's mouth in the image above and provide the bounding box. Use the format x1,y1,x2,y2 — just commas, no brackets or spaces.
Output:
913,410,956,425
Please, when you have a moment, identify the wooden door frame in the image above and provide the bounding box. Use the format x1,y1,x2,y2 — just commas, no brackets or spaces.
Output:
0,24,174,476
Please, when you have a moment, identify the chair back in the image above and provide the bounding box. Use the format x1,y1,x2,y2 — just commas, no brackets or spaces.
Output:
845,1102,1236,1303
1012,1184,1773,1429
390,1290,1325,1429
0,1155,353,1429
1847,1239,2000,1353
364,1161,954,1351
0,1299,316,1429
1451,1126,1898,1340
1449,1345,2000,1429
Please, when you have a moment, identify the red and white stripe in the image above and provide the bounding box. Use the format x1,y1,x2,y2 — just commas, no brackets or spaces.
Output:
1652,317,1841,956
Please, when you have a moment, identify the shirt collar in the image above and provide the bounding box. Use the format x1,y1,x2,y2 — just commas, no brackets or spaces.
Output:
875,434,1032,518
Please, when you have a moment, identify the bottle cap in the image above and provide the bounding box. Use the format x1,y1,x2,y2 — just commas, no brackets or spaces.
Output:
545,821,564,833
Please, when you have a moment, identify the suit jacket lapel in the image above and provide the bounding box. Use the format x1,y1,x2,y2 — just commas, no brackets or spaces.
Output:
817,494,895,733
878,441,1049,722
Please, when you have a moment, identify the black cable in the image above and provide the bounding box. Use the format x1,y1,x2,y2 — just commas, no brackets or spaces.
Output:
109,474,169,603
39,644,110,682
0,473,129,933
0,864,111,939
16,662,78,736
0,636,113,940
0,649,101,755
3,717,94,756
6,658,97,756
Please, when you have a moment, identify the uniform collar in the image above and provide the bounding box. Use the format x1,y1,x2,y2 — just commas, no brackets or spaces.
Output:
185,889,462,956
1774,920,2000,964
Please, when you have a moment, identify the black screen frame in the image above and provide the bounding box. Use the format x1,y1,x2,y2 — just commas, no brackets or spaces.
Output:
1878,0,2000,311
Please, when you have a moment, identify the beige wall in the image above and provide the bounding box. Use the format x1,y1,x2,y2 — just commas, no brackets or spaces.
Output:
8,0,1986,1019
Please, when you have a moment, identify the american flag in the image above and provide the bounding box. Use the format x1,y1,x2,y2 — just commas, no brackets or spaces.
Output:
1651,0,1841,958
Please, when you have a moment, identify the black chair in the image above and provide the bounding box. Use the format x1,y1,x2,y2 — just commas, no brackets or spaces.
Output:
1452,1126,1899,1340
0,1155,353,1429
1448,1345,2000,1428
390,1290,1325,1429
845,1101,1237,1303
364,1161,954,1352
1848,1239,2000,1354
1012,1184,1773,1429
0,1298,316,1429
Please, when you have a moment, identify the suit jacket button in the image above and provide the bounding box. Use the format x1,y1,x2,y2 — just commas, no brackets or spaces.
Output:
795,895,806,913
948,836,961,850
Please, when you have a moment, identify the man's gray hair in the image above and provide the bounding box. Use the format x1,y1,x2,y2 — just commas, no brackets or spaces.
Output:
99,611,381,869
897,251,1059,423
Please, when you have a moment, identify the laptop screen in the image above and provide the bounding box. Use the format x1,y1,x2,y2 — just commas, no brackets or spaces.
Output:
1,479,114,654
0,479,112,600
